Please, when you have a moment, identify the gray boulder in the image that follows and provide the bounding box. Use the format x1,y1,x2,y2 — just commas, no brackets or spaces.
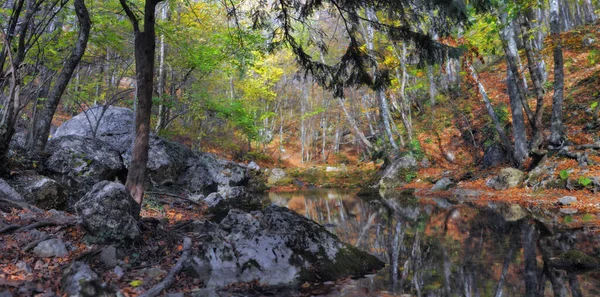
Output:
431,177,454,191
558,196,577,206
54,106,134,153
33,238,68,258
187,206,383,288
74,181,140,242
196,152,248,187
486,168,525,190
378,156,417,192
12,172,67,210
44,136,125,198
267,168,288,185
122,135,194,187
61,262,114,296
0,178,24,201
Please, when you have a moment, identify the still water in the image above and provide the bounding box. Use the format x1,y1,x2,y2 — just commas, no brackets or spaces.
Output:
269,189,600,297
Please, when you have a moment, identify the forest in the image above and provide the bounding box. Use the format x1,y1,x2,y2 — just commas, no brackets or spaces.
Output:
1,0,600,296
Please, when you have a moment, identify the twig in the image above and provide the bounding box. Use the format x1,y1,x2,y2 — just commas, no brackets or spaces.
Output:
0,217,77,235
138,237,192,297
23,234,51,252
0,224,19,234
0,198,43,212
146,191,202,206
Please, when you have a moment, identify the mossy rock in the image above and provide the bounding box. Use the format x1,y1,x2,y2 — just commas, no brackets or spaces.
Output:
298,245,384,283
549,250,600,273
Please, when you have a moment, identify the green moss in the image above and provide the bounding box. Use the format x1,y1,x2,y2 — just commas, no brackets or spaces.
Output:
297,245,384,283
550,250,600,272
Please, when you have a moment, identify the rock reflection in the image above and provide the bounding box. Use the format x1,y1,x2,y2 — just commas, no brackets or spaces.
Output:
269,189,600,296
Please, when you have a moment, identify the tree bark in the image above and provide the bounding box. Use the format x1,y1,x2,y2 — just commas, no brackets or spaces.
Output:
550,0,565,147
502,14,528,166
120,0,163,206
155,1,168,133
31,0,91,153
522,220,539,297
468,64,515,165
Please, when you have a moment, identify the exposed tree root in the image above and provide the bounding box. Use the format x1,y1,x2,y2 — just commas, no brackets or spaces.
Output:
0,217,77,235
139,236,192,297
22,234,51,252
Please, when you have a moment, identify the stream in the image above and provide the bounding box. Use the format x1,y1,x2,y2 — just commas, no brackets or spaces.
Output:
268,189,600,296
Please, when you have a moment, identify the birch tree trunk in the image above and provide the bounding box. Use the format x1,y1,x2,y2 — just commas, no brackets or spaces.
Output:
550,0,565,146
155,1,169,133
501,14,528,165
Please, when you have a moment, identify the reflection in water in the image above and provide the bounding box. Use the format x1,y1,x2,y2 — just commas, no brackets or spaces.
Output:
269,189,600,297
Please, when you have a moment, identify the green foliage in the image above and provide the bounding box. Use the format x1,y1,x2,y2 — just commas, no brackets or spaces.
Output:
408,140,425,160
206,98,259,141
564,215,573,224
578,176,592,187
589,49,600,66
591,101,598,110
559,170,570,180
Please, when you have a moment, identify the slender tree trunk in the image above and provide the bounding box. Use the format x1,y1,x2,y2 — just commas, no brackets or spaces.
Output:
583,0,596,23
522,220,539,297
550,0,565,146
468,64,515,164
337,97,373,154
120,0,163,207
31,0,91,153
155,1,168,133
518,16,546,150
501,14,528,166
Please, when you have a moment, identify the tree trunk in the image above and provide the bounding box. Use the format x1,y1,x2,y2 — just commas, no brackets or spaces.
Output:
550,0,565,147
337,97,373,154
502,14,528,166
583,0,596,23
120,0,163,207
468,64,515,165
155,1,168,133
519,16,546,150
522,220,539,297
31,0,91,153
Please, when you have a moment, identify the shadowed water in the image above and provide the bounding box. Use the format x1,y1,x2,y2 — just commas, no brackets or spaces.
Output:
269,189,600,297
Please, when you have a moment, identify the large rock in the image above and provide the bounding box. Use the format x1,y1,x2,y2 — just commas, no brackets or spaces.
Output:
187,206,383,288
195,152,248,187
44,136,125,198
61,262,114,296
378,156,418,192
486,168,525,190
54,106,134,153
0,178,24,201
33,238,68,258
74,182,140,242
267,168,288,185
12,172,67,210
122,135,194,187
431,177,454,191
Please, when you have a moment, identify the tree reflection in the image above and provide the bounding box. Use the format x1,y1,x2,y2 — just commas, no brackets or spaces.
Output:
268,189,600,296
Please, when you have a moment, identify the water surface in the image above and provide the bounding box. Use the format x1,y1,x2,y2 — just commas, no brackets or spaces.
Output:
269,189,600,296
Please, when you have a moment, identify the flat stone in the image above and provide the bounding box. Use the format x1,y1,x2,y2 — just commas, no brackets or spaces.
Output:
33,238,68,258
560,208,578,215
558,196,577,206
100,246,118,268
